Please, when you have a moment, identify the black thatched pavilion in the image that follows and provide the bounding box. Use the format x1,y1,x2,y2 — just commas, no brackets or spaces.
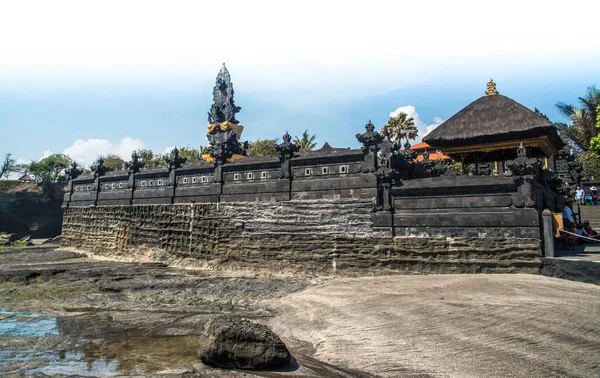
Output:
423,79,564,170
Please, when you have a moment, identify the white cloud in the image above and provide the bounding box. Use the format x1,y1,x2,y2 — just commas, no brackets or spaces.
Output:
63,136,144,167
41,151,52,159
389,106,444,141
0,1,598,96
162,146,175,155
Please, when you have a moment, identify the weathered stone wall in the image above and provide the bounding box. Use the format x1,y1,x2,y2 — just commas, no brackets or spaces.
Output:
0,188,64,238
62,200,541,274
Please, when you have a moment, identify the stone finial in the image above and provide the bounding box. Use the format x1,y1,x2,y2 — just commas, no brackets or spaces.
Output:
125,150,145,174
356,120,383,151
485,78,498,96
91,157,109,177
275,131,300,160
164,147,187,171
66,161,83,180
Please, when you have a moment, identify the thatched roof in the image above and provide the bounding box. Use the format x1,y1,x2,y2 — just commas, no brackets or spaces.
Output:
423,94,558,148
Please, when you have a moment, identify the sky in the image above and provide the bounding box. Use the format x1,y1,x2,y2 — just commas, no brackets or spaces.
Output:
1,0,599,169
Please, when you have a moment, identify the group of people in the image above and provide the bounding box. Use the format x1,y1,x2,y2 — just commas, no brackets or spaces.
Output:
575,185,598,206
560,197,599,249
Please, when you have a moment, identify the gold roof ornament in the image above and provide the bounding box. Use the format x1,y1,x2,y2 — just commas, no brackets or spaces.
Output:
485,78,498,96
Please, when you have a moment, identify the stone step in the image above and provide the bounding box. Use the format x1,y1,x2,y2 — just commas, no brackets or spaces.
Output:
577,206,600,229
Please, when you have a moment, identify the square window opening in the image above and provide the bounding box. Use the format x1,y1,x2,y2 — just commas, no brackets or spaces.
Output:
305,168,312,176
322,167,329,175
141,181,146,187
233,173,240,181
192,177,197,184
201,176,207,183
340,165,348,174
247,172,253,180
111,183,116,189
119,183,123,189
261,171,267,179
183,178,188,184
157,180,162,186
104,184,108,190
149,180,153,186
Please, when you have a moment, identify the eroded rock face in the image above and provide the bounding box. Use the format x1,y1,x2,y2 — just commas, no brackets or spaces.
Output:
198,315,290,369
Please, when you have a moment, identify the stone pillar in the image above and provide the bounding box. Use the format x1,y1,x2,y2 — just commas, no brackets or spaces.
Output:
542,209,555,257
128,172,135,205
93,177,100,206
169,169,177,204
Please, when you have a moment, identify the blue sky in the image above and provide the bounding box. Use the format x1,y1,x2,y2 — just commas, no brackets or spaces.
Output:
1,0,599,167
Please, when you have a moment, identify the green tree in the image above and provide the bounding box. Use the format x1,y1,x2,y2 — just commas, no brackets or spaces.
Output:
579,150,600,180
247,139,278,157
381,112,418,146
178,147,200,162
589,104,600,154
136,149,154,163
28,153,71,183
99,154,126,171
555,85,600,151
294,130,317,150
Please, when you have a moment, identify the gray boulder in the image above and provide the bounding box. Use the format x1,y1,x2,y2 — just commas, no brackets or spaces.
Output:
198,315,290,369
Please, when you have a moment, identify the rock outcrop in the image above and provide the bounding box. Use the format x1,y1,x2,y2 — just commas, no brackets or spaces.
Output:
198,315,291,369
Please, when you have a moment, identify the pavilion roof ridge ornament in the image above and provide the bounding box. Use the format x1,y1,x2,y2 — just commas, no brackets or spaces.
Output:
485,78,498,96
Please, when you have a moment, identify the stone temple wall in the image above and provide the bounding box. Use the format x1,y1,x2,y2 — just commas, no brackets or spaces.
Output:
61,199,541,274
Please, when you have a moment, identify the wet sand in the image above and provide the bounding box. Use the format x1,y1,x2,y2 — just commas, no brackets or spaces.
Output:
2,246,600,377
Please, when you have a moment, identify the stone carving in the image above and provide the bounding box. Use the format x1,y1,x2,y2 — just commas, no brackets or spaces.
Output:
505,144,540,176
275,132,300,179
90,157,109,178
66,161,83,181
206,129,245,165
208,63,241,125
206,64,246,165
164,147,187,171
356,120,383,153
125,151,145,174
356,120,383,173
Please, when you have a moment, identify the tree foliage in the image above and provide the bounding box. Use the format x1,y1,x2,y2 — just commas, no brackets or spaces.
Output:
555,85,600,151
98,154,126,171
247,139,278,157
381,112,418,145
178,147,201,162
589,104,600,154
28,154,71,183
0,153,17,179
579,150,600,180
294,130,317,150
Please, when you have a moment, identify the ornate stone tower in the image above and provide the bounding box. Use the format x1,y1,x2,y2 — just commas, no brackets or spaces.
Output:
205,63,246,171
207,63,241,125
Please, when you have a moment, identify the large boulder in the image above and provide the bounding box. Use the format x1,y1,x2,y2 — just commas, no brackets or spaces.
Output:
198,315,291,369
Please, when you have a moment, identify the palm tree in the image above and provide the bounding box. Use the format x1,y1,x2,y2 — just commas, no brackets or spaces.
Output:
555,85,600,151
294,130,317,150
381,112,418,146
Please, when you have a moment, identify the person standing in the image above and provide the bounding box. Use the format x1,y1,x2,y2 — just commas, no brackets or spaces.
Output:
591,186,598,205
575,185,585,205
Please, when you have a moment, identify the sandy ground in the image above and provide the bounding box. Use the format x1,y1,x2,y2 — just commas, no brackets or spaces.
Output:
267,274,600,378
